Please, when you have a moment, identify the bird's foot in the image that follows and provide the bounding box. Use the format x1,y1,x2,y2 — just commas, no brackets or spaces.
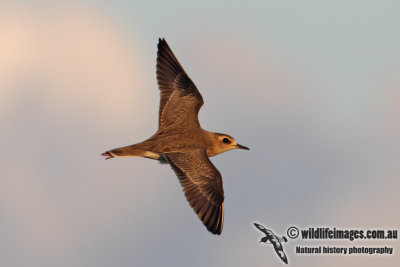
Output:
101,152,114,160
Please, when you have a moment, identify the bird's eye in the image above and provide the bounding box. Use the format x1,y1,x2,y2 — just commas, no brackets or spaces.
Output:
222,138,230,144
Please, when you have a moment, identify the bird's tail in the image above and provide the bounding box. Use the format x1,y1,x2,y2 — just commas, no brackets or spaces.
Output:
101,143,154,159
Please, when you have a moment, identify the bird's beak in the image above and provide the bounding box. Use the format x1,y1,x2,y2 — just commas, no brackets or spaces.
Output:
236,144,250,150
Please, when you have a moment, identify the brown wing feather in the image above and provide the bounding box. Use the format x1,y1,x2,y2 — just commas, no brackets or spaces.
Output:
164,150,224,235
156,38,203,129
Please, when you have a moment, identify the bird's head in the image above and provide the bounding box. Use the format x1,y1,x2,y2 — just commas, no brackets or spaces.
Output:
207,132,249,157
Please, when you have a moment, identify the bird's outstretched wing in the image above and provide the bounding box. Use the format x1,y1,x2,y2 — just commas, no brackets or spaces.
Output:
273,245,288,264
254,222,269,235
164,150,224,235
156,38,204,130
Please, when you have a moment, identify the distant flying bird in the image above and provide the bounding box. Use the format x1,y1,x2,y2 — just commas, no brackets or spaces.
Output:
101,38,249,235
253,222,288,264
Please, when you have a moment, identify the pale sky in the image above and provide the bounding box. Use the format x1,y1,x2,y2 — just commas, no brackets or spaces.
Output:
1,1,399,266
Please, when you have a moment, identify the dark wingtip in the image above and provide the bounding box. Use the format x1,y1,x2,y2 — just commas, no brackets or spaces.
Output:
158,37,166,46
210,228,222,235
208,226,222,235
157,38,169,55
253,222,261,228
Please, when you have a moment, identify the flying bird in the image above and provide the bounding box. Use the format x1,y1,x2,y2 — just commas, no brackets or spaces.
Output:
101,38,249,235
254,222,288,264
